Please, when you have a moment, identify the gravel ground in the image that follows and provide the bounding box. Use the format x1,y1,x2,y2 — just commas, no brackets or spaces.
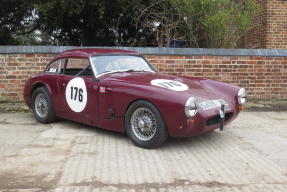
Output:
0,111,286,192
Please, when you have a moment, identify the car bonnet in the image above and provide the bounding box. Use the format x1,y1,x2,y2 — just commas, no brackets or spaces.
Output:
100,72,232,103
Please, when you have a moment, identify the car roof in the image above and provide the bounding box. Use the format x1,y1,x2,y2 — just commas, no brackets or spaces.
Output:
52,48,139,61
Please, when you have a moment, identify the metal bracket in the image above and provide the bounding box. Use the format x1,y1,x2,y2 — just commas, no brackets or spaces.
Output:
219,104,225,131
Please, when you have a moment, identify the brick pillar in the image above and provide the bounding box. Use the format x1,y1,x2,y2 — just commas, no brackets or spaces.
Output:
265,0,287,49
245,0,287,49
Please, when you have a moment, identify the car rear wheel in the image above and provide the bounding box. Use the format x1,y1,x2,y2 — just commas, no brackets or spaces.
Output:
32,87,56,124
125,100,168,148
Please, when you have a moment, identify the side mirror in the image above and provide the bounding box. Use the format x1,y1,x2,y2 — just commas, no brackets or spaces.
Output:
92,77,100,82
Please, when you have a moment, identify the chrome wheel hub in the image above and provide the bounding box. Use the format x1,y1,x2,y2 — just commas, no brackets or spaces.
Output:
131,107,157,141
138,120,145,131
35,93,48,118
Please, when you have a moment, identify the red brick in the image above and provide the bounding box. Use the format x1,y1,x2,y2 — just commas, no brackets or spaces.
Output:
166,60,175,64
247,61,256,64
221,61,231,64
202,60,211,64
9,80,19,83
186,60,196,64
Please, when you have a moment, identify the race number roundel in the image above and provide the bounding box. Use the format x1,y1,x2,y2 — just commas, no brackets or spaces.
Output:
151,79,189,91
65,77,87,112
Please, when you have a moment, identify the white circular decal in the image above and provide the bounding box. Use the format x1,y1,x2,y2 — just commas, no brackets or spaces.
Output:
151,79,189,91
65,77,87,112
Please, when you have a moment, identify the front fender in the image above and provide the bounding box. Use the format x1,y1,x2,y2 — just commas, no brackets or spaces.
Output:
110,82,187,135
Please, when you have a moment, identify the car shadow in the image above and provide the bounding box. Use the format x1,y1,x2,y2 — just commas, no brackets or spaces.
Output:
43,116,224,150
53,117,128,138
161,131,223,150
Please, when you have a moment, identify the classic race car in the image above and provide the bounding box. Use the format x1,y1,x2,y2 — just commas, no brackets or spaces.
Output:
24,48,246,148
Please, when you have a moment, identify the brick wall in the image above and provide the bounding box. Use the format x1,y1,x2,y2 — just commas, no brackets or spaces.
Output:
147,55,287,99
0,49,286,101
245,0,287,49
0,54,54,101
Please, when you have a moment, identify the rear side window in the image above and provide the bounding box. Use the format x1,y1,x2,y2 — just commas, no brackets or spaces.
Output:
64,58,90,76
45,59,65,73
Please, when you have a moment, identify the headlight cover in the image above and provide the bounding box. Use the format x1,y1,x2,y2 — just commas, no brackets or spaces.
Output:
185,97,198,117
238,88,246,105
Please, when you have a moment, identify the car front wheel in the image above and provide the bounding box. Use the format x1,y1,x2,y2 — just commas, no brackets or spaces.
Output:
125,100,168,148
32,87,56,124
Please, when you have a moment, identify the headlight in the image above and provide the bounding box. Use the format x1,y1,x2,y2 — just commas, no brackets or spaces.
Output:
185,97,198,117
238,88,246,105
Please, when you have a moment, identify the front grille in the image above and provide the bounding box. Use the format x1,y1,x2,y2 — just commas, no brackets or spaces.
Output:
205,112,233,127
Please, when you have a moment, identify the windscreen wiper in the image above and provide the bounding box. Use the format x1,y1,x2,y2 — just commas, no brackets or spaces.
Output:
124,69,151,72
96,69,152,77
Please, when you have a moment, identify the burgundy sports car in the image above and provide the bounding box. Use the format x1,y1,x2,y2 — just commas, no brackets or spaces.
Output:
24,48,246,148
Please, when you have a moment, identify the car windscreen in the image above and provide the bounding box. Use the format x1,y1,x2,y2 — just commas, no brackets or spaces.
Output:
90,55,156,76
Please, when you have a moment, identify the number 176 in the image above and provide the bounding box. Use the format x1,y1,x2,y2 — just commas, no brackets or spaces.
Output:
70,86,83,102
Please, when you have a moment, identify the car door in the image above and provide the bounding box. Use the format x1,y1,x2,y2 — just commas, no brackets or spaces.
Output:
43,58,66,114
57,58,99,125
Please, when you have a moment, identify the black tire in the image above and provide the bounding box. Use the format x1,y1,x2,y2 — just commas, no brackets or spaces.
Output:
31,87,56,124
125,100,168,149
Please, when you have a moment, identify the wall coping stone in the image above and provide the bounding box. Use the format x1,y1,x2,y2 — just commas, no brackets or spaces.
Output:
0,46,287,57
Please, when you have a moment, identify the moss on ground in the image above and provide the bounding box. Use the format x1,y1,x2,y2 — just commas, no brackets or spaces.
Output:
245,99,287,111
0,102,30,113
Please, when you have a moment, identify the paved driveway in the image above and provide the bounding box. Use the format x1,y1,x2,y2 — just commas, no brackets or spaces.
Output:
0,111,287,192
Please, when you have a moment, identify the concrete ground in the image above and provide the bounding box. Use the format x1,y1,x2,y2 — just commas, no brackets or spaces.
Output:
0,111,287,192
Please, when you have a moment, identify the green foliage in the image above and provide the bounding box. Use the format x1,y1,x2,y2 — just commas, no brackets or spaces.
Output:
34,0,156,46
0,0,259,47
0,0,37,45
172,0,259,48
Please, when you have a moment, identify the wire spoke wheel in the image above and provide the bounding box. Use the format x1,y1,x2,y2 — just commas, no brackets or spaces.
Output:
34,93,48,118
131,107,157,141
125,100,168,148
